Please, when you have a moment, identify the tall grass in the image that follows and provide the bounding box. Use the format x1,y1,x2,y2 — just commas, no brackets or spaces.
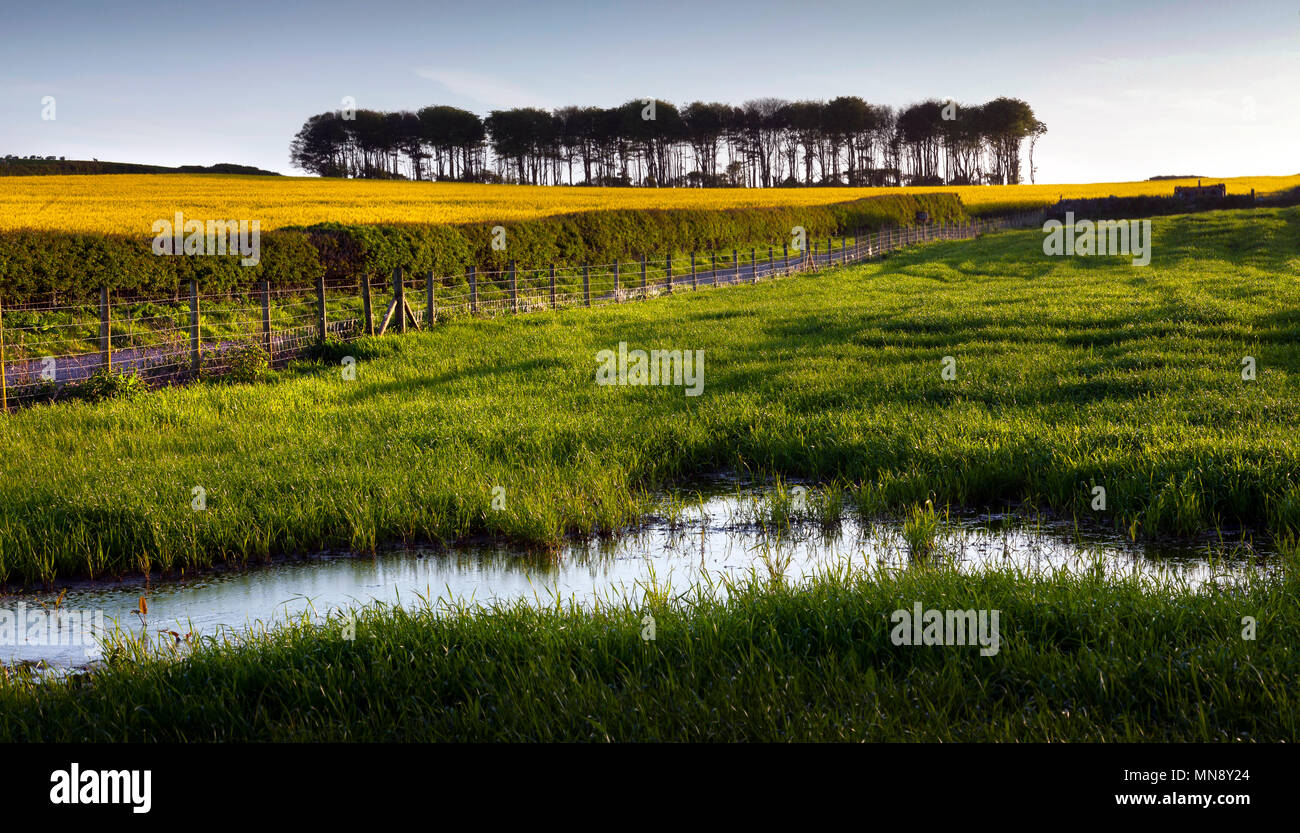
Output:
902,500,942,559
1,559,1295,741
2,206,1300,584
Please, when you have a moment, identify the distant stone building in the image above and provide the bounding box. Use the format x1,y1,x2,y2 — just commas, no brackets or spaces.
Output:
1173,180,1227,200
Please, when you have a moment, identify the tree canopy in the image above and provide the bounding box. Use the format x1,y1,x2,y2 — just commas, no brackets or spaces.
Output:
290,96,1043,187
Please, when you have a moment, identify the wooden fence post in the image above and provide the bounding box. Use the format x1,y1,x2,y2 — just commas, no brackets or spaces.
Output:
613,260,621,299
751,248,757,283
666,254,673,294
768,246,774,278
550,265,557,310
691,252,698,289
361,273,373,335
260,279,272,357
426,271,436,327
640,255,647,294
468,266,477,315
188,281,200,372
315,275,327,342
0,296,7,412
508,261,518,314
731,249,738,283
100,286,114,372
583,263,590,307
783,243,789,273
393,266,406,334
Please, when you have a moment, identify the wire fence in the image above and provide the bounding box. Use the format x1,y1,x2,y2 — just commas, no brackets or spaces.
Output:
0,210,1046,410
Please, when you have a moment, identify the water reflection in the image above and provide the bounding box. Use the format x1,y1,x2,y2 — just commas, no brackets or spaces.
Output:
0,492,1267,668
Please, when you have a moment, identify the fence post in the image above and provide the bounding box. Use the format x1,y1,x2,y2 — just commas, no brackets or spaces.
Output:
550,265,557,310
188,281,200,373
768,246,774,278
393,266,406,334
783,243,789,273
751,248,757,283
509,261,518,314
732,249,738,283
691,252,697,290
640,255,647,294
666,254,673,294
426,271,436,327
361,276,372,336
0,296,7,412
468,266,477,315
99,286,113,372
260,279,272,357
315,275,327,343
613,260,621,299
583,263,590,307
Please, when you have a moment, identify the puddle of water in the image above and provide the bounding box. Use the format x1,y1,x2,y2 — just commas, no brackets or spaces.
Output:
0,491,1268,669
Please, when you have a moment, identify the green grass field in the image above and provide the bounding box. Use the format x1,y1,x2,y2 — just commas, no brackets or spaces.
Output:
2,206,1299,585
2,561,1294,741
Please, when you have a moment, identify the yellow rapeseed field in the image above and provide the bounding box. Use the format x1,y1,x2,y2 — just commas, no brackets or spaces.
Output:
1,174,1297,235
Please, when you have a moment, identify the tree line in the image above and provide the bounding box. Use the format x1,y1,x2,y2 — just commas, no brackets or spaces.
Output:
290,96,1046,187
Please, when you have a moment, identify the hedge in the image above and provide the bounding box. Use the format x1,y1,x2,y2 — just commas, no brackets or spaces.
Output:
0,193,964,302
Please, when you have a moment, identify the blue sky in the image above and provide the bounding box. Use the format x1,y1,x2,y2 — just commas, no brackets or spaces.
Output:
1,0,1296,182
